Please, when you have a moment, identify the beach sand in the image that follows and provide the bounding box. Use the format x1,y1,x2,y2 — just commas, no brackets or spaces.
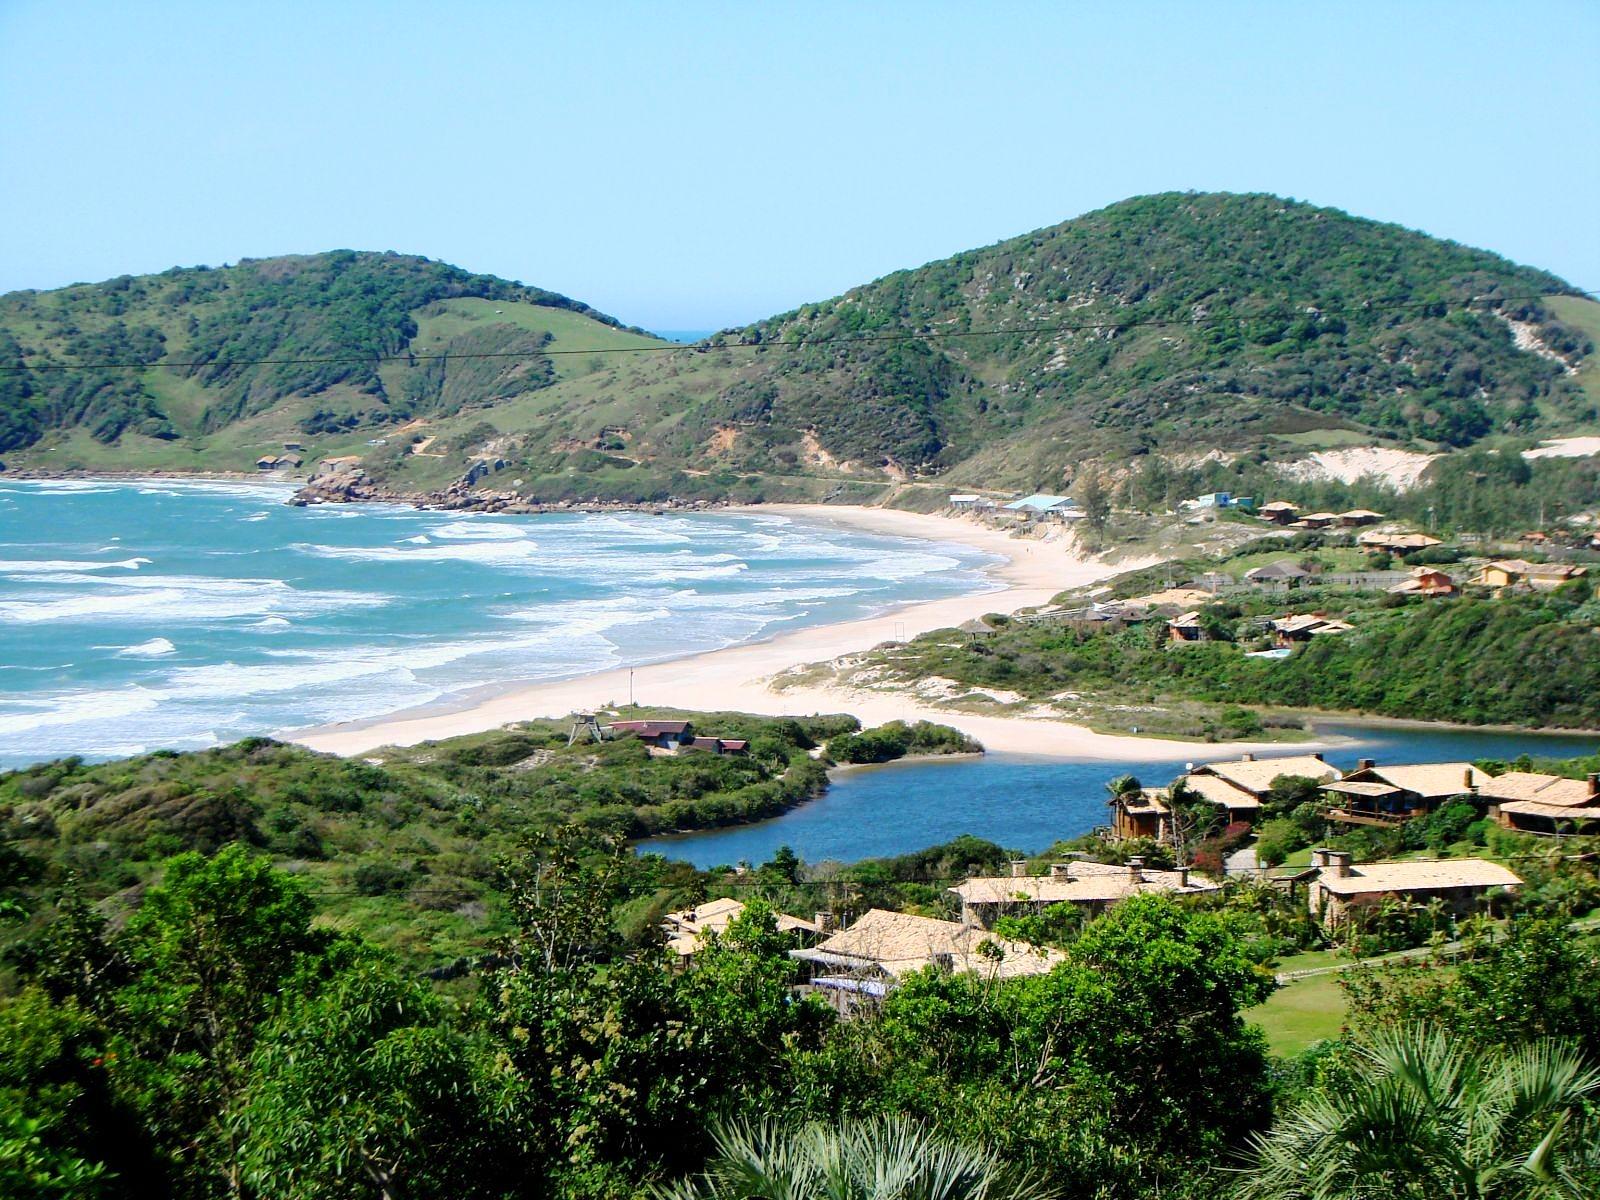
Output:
288,503,1318,762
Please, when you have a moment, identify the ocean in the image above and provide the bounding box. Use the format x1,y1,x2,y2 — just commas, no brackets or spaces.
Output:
0,478,1001,768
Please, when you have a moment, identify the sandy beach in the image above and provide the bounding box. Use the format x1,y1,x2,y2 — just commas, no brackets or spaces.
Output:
287,503,1320,762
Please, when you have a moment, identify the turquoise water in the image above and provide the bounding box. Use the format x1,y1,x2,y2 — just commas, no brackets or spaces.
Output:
0,479,1001,767
638,723,1600,867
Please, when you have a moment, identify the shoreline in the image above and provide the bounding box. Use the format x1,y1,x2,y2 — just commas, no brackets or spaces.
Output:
286,502,1340,762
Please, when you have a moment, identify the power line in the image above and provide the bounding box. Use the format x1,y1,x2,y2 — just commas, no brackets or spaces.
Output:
2,289,1594,375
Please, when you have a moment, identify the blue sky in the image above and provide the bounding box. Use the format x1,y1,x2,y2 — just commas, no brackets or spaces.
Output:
2,2,1596,329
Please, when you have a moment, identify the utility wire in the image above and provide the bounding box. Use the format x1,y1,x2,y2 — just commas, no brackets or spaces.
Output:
3,289,1595,374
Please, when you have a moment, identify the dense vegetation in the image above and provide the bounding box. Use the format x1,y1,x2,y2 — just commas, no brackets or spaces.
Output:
3,195,1593,504
0,251,628,452
0,713,976,969
847,559,1600,731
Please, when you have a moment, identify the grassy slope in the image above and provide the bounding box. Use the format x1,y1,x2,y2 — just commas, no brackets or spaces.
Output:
1545,294,1600,409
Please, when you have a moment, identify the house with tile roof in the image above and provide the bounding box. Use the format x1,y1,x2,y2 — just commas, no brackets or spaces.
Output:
1483,771,1600,836
790,908,1063,1012
1305,849,1521,928
949,858,1220,927
661,898,822,961
1178,752,1339,825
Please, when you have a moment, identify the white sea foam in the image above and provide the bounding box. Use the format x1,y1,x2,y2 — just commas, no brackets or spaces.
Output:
0,689,162,736
430,520,530,541
296,540,545,568
242,512,270,522
117,637,177,658
0,574,387,624
0,557,150,573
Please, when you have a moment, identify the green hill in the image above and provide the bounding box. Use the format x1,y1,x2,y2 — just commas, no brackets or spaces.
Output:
0,250,666,472
1,195,1593,498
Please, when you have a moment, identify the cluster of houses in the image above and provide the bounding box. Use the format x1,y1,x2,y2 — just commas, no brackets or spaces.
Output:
655,749,1596,1013
1109,749,1600,840
1257,501,1385,529
1470,559,1588,593
255,442,306,471
602,719,749,756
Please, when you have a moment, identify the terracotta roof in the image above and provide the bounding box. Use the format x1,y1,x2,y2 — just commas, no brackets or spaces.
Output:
1340,509,1385,519
1258,501,1299,512
951,863,1219,908
1169,610,1204,626
1272,613,1332,634
1193,753,1339,796
792,909,1063,980
1344,762,1489,799
1318,858,1522,896
1478,772,1597,807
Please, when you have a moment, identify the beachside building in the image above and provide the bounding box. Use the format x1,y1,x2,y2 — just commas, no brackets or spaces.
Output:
1257,500,1300,525
1483,771,1600,837
661,898,822,962
1270,613,1353,647
1387,567,1457,597
949,859,1219,927
1471,559,1588,592
1305,849,1521,929
1178,752,1339,827
1356,530,1442,554
1166,610,1206,642
255,454,284,471
604,719,695,750
1243,561,1311,589
1338,509,1385,527
1321,759,1491,827
789,909,1063,1013
1292,512,1340,530
684,736,749,755
1003,493,1083,521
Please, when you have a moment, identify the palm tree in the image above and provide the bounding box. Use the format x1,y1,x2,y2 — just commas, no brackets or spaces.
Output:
654,1115,1057,1200
1237,1025,1600,1200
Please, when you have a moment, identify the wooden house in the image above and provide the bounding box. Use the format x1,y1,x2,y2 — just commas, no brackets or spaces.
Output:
605,719,695,750
1257,500,1300,525
1270,613,1353,647
1166,610,1206,642
1338,509,1384,527
1322,759,1490,827
1109,788,1172,841
1243,561,1311,589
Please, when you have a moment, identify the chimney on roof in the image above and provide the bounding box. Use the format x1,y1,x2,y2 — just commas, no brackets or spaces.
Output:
1241,752,1256,762
1589,773,1599,800
1465,767,1475,788
1358,758,1375,771
1325,851,1352,879
1127,855,1145,882
1010,859,1028,879
814,911,835,933
1176,866,1189,888
1049,862,1072,879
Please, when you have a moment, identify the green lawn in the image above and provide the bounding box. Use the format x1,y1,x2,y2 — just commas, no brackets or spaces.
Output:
1247,971,1348,1055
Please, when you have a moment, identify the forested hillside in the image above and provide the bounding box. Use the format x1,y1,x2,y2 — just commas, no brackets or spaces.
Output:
0,251,659,465
1,194,1594,499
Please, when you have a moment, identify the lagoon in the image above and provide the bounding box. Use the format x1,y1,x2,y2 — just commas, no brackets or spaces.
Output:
638,722,1600,867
